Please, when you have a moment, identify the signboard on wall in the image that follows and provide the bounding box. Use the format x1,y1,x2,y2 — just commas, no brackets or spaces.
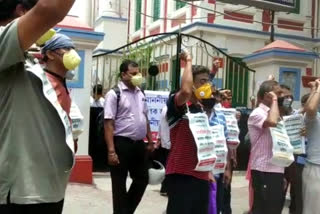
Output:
217,0,296,12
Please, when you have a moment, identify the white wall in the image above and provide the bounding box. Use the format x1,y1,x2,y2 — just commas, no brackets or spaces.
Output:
69,0,93,27
69,50,93,155
99,20,128,50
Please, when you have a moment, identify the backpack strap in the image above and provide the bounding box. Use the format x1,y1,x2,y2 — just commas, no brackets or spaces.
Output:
112,85,121,117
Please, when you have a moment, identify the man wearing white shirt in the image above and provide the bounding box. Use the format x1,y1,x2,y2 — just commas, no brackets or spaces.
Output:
302,79,320,214
156,105,171,196
90,84,105,108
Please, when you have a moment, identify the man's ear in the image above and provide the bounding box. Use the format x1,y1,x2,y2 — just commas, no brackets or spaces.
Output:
46,50,55,60
14,4,27,17
120,72,126,79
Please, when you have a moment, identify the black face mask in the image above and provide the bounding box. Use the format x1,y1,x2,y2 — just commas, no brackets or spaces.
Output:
202,98,216,110
278,97,284,107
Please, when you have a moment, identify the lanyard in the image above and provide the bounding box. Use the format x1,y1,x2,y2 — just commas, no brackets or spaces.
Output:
44,69,69,94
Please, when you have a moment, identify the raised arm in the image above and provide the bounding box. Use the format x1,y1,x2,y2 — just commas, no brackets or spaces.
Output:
263,91,280,128
18,0,75,51
305,79,320,120
175,51,193,107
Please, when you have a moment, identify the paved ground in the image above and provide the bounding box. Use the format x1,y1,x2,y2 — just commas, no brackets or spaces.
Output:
63,172,289,214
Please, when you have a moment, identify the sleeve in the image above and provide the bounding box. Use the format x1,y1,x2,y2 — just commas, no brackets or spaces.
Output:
104,90,117,120
166,93,185,121
248,110,266,130
0,20,25,72
157,117,162,139
143,97,148,118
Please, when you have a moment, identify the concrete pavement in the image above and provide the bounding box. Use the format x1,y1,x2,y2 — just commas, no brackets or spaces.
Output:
63,172,289,214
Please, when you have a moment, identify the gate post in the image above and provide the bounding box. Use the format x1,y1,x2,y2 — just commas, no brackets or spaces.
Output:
175,33,182,90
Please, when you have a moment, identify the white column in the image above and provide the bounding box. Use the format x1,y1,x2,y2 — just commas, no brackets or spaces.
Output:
100,0,120,17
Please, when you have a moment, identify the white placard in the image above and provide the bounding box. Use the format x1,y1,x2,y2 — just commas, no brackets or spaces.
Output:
69,102,84,139
270,121,294,167
144,90,169,141
211,125,228,175
283,114,305,154
215,108,240,149
187,112,216,172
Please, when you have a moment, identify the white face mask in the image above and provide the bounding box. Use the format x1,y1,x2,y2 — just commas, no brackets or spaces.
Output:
65,70,76,80
283,98,293,109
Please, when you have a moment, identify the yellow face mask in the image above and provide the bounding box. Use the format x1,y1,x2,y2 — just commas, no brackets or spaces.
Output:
194,83,212,100
63,49,82,71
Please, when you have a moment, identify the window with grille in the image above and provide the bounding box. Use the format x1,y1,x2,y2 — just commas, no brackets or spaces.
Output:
135,0,142,31
291,0,300,14
153,0,161,21
176,0,186,10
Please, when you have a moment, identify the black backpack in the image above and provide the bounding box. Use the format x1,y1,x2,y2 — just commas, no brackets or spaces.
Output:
96,86,121,144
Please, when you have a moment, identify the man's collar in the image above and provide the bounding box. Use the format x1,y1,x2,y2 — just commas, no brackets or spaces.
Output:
119,81,140,92
259,103,270,112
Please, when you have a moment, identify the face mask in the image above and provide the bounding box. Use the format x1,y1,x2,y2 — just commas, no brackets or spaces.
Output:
202,98,216,110
63,49,81,71
36,29,56,46
195,83,212,100
131,73,143,87
65,70,76,80
283,98,293,109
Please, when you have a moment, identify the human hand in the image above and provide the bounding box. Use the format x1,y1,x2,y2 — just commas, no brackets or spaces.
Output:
308,81,317,90
180,48,191,62
236,111,241,121
223,169,232,186
108,152,120,166
300,127,307,137
316,79,320,91
268,74,275,81
209,173,216,183
220,89,232,100
266,91,277,101
146,142,155,153
155,139,161,149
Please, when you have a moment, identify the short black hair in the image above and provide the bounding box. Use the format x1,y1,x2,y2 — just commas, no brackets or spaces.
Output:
20,0,38,10
93,84,103,95
301,93,310,105
0,0,19,21
192,65,210,79
0,0,38,21
119,59,139,74
280,84,291,91
257,80,279,99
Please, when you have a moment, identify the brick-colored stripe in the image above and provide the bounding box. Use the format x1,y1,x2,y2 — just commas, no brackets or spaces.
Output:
278,19,304,31
224,11,254,24
171,14,186,28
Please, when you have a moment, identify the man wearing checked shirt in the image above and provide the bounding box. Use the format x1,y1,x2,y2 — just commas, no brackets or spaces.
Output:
248,80,284,214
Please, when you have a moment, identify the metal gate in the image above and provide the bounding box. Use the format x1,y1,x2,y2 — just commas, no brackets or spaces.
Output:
93,33,255,107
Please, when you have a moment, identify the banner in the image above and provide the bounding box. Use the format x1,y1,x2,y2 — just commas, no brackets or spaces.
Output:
283,114,306,154
144,90,170,141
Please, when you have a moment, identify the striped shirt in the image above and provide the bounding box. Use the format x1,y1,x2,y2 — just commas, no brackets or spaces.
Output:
248,103,284,173
166,94,209,181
